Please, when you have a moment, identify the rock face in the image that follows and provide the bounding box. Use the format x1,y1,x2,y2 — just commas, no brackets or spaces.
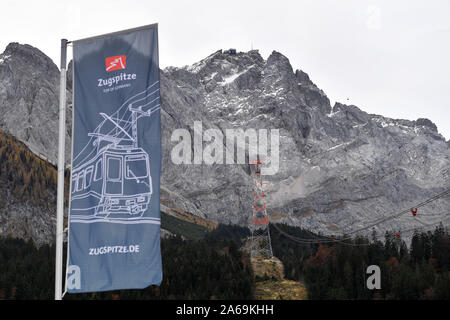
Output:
0,195,55,246
0,43,72,165
1,44,449,244
160,49,450,240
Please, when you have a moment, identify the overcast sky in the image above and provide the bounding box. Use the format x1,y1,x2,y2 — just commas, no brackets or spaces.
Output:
1,0,449,139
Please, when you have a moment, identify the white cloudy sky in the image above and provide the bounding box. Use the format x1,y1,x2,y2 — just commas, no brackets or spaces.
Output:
1,0,450,139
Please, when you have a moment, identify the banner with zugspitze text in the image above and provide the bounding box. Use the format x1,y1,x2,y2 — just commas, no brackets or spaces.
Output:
66,24,162,293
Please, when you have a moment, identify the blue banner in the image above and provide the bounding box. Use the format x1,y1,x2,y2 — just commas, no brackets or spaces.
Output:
66,25,162,293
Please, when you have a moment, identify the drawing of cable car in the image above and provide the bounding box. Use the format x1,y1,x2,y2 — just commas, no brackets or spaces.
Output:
70,82,160,221
71,146,152,218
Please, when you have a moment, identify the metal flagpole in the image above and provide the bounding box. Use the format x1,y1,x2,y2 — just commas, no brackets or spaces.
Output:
55,38,68,300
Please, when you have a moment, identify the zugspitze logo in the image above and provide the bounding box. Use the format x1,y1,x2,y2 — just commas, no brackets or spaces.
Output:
105,55,126,72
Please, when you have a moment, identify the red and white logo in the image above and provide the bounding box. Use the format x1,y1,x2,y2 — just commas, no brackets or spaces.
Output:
105,55,126,72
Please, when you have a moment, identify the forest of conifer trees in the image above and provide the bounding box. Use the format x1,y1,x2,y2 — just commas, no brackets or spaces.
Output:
1,223,449,299
272,223,450,300
0,225,254,300
0,129,58,209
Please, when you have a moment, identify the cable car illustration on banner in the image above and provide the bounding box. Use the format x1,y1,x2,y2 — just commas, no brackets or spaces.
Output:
70,82,160,223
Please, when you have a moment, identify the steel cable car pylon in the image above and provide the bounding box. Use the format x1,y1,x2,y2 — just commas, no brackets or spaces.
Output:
249,159,273,259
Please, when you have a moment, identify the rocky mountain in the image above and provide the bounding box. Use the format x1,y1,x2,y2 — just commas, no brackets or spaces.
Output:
0,43,72,165
1,43,449,245
160,49,450,240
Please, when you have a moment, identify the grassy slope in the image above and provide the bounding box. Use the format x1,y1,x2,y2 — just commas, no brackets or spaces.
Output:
160,212,208,240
